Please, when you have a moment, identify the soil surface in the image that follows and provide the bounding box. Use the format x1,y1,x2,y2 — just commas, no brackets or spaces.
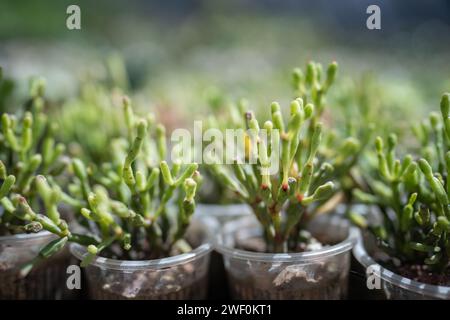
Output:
235,233,326,254
0,250,72,299
367,232,450,287
228,234,349,299
85,231,209,300
396,264,450,286
88,272,208,300
86,255,209,299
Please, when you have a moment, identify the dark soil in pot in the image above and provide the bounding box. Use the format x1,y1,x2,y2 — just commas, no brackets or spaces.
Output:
225,233,349,300
395,264,450,286
0,249,71,300
227,265,348,299
363,230,450,287
354,230,450,300
85,263,209,300
72,220,212,300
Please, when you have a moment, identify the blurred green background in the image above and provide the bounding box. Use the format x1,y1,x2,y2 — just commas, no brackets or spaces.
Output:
1,0,450,124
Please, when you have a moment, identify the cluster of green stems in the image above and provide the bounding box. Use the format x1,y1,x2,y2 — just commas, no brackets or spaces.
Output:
0,69,200,273
2,62,450,276
210,97,336,252
350,94,450,271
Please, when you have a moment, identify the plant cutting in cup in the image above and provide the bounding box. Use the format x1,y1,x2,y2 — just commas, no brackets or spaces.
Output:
349,94,450,299
68,97,211,299
208,63,356,299
0,73,83,299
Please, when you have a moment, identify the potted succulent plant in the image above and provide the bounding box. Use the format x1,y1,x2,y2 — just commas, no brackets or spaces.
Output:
350,93,450,299
201,63,361,299
0,74,83,299
199,61,363,226
68,98,212,300
195,96,254,226
208,63,356,299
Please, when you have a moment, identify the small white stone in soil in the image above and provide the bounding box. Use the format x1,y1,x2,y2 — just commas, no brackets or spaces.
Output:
273,265,320,286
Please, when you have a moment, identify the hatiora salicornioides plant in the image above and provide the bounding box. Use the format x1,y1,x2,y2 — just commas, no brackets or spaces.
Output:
69,97,200,266
209,98,336,253
0,75,100,276
293,61,375,208
350,94,450,282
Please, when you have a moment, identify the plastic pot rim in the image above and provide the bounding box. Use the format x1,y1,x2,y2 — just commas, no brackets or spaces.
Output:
215,215,358,263
0,230,54,245
352,228,450,299
70,241,212,271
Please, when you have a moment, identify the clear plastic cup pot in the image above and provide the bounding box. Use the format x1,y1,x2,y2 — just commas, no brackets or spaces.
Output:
353,229,450,300
70,218,213,300
216,215,356,300
0,231,70,299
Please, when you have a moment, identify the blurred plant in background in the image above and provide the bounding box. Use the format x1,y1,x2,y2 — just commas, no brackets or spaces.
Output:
68,97,201,263
53,55,131,165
